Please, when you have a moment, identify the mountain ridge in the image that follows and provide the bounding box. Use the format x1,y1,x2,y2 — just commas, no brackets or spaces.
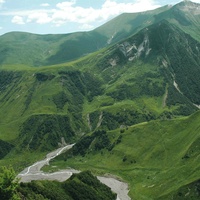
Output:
0,18,199,155
0,1,200,66
0,1,200,200
49,110,200,199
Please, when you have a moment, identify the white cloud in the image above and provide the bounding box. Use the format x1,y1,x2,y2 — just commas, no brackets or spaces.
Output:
0,26,2,30
27,12,51,24
0,0,5,9
79,24,94,30
40,3,50,7
50,0,160,26
2,0,161,29
173,0,200,3
192,0,200,3
11,16,25,25
101,0,160,15
56,0,76,9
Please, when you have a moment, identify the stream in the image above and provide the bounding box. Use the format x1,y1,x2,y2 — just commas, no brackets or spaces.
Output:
17,144,131,200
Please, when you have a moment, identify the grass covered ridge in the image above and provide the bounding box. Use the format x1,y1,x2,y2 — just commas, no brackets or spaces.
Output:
47,111,200,200
0,12,200,199
1,20,200,170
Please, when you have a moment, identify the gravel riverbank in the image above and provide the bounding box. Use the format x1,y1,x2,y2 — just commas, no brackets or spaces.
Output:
18,144,131,200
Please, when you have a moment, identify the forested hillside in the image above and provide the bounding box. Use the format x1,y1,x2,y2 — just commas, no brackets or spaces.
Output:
0,1,200,200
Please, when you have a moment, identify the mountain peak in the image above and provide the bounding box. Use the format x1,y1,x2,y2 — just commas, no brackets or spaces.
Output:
175,0,200,14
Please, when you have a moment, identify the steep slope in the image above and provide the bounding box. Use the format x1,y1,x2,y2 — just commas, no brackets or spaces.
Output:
0,140,13,159
0,67,103,170
0,68,102,150
0,31,107,66
0,1,200,66
49,111,200,200
0,2,199,198
95,0,200,44
0,19,200,158
0,5,169,67
42,19,200,199
160,179,200,199
94,5,170,45
155,0,200,41
84,19,200,124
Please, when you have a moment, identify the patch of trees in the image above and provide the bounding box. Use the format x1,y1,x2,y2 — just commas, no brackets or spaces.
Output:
100,110,156,130
166,84,197,116
65,130,124,158
69,130,112,157
89,111,101,131
93,130,111,151
18,171,116,200
53,91,68,110
0,167,20,200
59,71,86,95
161,179,200,200
71,135,94,156
23,81,37,113
0,140,14,159
64,171,116,200
108,73,165,101
19,114,75,151
0,71,22,104
35,73,55,82
19,180,68,200
61,74,84,106
165,27,200,105
0,71,21,92
182,137,200,160
83,72,103,102
158,111,173,120
58,70,103,102
52,70,103,123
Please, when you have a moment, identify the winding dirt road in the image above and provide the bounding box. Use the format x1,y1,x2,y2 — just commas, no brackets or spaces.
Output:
17,144,131,200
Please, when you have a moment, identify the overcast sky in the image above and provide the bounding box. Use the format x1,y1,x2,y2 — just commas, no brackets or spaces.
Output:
0,0,199,35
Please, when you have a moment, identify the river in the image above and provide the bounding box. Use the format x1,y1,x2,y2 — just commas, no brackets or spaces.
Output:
17,144,131,200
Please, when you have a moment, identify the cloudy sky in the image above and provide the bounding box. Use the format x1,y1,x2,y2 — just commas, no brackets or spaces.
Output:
0,0,199,35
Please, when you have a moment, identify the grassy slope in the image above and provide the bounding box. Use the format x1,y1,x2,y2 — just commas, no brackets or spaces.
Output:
94,5,170,44
0,3,199,199
95,1,200,45
0,1,200,67
0,60,166,170
0,6,170,66
155,1,200,42
47,111,200,200
0,65,80,170
1,19,200,171
160,179,200,199
0,10,199,195
0,31,107,66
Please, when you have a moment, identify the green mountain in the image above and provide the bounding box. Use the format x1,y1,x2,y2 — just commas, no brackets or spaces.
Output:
0,1,200,199
1,18,199,156
95,0,200,44
49,110,200,200
0,1,200,66
0,31,107,66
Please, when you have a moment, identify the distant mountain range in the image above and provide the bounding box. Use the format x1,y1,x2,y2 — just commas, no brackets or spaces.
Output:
0,0,200,66
0,1,199,200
